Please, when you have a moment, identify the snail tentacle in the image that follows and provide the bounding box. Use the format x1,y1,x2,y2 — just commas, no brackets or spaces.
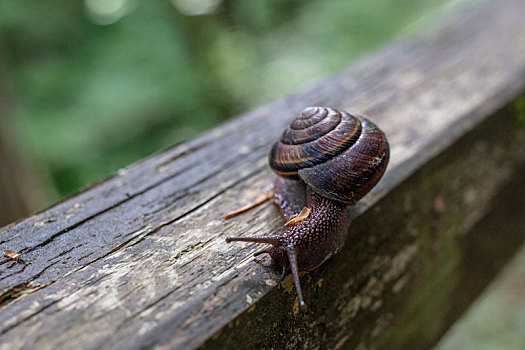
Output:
225,235,282,246
286,246,306,309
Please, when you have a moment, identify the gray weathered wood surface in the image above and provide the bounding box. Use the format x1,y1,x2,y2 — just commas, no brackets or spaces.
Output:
1,0,525,349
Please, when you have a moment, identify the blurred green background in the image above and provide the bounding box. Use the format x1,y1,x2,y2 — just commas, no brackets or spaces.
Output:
0,0,459,204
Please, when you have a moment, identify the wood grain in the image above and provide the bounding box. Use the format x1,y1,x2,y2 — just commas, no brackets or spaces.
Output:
1,0,525,349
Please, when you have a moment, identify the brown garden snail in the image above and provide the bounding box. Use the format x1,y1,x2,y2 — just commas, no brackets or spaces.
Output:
225,106,389,309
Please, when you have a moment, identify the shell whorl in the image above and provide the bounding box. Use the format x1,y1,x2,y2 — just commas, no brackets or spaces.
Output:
269,107,362,175
269,106,389,204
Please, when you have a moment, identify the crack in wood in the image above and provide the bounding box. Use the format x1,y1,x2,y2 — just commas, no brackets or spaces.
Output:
0,261,58,309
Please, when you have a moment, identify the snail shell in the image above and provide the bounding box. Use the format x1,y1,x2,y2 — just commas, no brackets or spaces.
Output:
269,107,389,204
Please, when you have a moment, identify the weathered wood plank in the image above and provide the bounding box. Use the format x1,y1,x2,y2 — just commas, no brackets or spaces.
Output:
0,0,524,349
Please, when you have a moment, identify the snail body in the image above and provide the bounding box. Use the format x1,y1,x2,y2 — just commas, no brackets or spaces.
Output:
226,107,389,308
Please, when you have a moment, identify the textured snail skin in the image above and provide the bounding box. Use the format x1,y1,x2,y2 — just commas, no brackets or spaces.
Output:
271,177,352,272
226,107,389,309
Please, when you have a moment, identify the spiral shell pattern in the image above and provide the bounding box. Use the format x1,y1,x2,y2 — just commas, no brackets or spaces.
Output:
269,106,389,204
270,107,361,175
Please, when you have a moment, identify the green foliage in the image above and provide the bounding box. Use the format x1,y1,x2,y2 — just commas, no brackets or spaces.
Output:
0,0,460,198
510,95,525,126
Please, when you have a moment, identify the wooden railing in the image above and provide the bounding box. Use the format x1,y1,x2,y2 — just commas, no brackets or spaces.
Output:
1,0,524,349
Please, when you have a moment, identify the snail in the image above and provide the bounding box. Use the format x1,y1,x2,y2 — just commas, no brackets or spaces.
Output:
224,106,389,309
